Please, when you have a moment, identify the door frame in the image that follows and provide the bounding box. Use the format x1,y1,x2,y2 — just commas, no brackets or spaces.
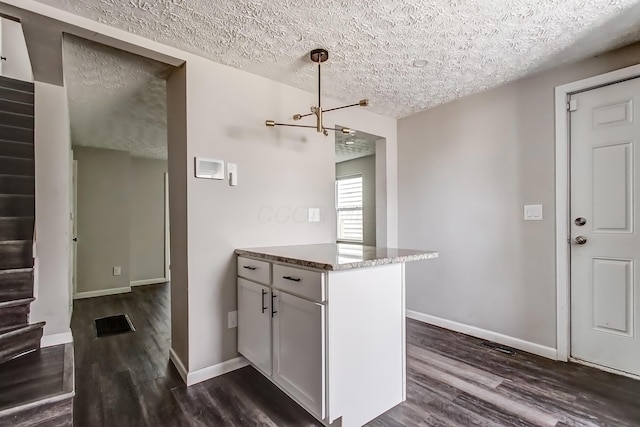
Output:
555,63,640,362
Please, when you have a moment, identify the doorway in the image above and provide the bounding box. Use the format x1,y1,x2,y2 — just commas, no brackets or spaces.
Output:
556,65,640,378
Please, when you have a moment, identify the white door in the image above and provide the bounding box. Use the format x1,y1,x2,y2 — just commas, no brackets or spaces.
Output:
570,78,640,376
237,278,272,375
272,290,325,419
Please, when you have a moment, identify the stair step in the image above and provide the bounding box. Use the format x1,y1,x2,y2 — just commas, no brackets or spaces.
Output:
0,77,34,94
0,156,34,177
0,112,33,130
0,241,32,269
0,322,44,364
0,217,33,241
0,88,33,106
0,100,33,117
0,125,33,144
0,298,34,331
0,343,74,426
0,140,33,159
0,195,34,217
0,175,34,195
0,269,33,303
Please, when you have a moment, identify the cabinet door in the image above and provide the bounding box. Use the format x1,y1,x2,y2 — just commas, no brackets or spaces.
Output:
238,278,272,375
272,290,325,419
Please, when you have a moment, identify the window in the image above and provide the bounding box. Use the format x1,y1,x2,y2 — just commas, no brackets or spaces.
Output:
336,175,363,243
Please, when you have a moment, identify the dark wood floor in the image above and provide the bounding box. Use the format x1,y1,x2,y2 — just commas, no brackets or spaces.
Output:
71,283,640,427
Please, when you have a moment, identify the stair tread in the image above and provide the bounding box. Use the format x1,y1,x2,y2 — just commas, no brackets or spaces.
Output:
0,174,33,179
0,344,73,416
0,155,32,162
0,322,44,337
0,194,34,198
0,298,35,309
0,139,32,146
0,194,34,199
0,267,33,274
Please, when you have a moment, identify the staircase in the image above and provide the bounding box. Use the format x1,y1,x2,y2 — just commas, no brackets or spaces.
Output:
0,75,43,364
0,75,74,426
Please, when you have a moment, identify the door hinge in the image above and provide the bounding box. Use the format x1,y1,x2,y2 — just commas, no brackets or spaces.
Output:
567,99,577,112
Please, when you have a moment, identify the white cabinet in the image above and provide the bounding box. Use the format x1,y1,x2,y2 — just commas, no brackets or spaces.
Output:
237,278,272,375
237,256,406,427
272,290,325,419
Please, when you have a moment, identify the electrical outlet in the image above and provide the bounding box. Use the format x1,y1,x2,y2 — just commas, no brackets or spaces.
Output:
228,311,238,328
113,266,121,276
308,207,320,223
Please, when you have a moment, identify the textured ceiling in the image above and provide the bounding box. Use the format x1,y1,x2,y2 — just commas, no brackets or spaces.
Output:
63,34,172,159
335,129,380,163
36,0,640,118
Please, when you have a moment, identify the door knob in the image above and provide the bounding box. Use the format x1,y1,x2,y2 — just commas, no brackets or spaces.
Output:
574,236,587,245
574,217,587,226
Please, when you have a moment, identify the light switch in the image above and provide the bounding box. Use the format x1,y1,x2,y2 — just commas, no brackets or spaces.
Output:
308,208,320,223
524,204,543,221
227,163,238,186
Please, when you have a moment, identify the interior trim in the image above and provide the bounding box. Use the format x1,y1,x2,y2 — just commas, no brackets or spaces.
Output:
406,310,558,360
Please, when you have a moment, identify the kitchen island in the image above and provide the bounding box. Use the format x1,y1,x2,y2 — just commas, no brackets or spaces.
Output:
235,243,438,427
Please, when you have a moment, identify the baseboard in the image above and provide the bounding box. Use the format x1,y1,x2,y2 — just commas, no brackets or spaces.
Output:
40,331,73,348
130,278,167,287
406,310,558,360
169,347,188,384
186,357,249,386
169,349,248,386
73,286,131,300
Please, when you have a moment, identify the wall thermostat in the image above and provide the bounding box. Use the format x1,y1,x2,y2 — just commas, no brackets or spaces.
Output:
195,157,224,180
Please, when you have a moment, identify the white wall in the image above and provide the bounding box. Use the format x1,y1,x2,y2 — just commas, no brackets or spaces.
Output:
0,18,33,82
32,81,71,338
130,157,167,282
184,55,398,372
336,155,376,246
73,146,131,294
398,42,640,351
73,147,168,294
166,64,189,368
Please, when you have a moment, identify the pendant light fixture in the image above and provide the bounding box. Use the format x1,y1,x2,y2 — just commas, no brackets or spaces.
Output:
265,49,369,136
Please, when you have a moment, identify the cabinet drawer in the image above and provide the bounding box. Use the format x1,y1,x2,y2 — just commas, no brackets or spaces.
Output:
273,264,325,302
237,257,271,285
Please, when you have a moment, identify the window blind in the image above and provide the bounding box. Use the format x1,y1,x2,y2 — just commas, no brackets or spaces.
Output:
336,175,363,242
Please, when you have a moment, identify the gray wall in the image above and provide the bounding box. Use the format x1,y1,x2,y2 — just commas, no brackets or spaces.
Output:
182,55,398,372
398,42,640,349
336,155,377,246
32,81,71,338
130,157,167,282
74,146,131,293
167,65,189,368
73,147,168,294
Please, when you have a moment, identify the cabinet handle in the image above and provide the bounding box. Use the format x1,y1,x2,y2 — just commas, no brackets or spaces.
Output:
243,265,257,271
282,276,301,282
261,289,267,313
271,292,277,317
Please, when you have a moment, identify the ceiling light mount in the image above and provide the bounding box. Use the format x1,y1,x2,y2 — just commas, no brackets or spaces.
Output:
265,49,368,137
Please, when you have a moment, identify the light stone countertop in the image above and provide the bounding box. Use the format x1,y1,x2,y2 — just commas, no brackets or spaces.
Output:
235,243,439,271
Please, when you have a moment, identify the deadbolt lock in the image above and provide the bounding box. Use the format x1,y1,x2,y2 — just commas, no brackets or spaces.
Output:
574,217,587,226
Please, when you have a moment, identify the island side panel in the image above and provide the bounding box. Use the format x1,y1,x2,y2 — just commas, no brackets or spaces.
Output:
327,263,405,427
